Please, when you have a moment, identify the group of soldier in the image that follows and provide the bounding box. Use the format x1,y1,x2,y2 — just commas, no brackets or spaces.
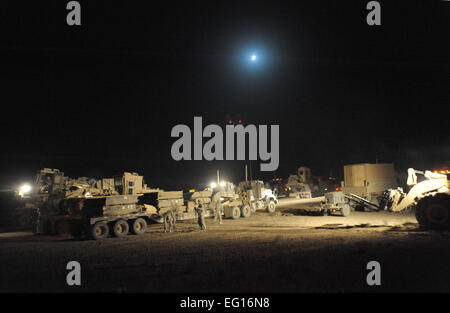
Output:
162,202,223,233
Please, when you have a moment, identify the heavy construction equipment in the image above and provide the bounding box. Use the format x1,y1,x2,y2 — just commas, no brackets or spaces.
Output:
31,169,192,239
31,168,118,234
380,168,450,230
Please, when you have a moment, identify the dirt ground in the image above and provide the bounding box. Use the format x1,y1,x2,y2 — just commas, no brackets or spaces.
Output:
1,199,450,293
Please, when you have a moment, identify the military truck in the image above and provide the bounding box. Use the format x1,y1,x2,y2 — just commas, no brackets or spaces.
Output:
185,178,278,221
283,167,313,198
279,166,340,198
236,180,278,215
210,180,278,219
31,167,279,239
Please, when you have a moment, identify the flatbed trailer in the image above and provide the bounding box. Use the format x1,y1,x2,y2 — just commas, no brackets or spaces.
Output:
67,208,216,240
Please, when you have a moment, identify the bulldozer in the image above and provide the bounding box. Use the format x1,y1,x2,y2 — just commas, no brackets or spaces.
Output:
380,168,450,230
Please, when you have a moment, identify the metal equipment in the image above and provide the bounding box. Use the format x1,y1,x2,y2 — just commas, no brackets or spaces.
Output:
380,168,450,230
343,163,397,205
321,192,352,217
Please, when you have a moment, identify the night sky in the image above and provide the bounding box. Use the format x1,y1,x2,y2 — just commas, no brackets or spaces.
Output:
1,0,449,190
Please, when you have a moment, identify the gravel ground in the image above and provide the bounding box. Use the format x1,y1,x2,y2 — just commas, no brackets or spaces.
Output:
1,199,450,293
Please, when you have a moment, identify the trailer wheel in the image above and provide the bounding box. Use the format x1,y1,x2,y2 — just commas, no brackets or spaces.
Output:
113,220,129,237
90,222,109,240
231,206,241,220
241,205,252,218
131,218,147,235
416,194,450,230
266,201,276,213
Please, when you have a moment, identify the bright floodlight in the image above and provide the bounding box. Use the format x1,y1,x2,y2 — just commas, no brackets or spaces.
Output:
210,182,217,189
219,181,226,187
251,55,256,61
18,184,31,197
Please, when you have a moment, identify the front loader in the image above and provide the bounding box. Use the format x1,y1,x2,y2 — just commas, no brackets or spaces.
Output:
380,168,450,230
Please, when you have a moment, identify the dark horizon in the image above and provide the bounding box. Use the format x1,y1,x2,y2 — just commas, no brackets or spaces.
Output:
1,0,449,190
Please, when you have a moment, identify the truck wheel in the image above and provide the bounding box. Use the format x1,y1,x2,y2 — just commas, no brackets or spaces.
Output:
416,194,450,230
341,205,351,217
113,220,129,237
231,206,241,220
266,201,276,213
90,222,109,240
131,218,147,235
241,205,252,218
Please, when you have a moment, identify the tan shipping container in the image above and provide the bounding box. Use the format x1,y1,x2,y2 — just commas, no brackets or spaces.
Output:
343,163,397,204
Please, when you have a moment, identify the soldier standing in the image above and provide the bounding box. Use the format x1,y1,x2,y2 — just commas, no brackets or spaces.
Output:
163,210,175,233
195,205,206,230
170,209,177,231
214,203,223,224
211,192,223,225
